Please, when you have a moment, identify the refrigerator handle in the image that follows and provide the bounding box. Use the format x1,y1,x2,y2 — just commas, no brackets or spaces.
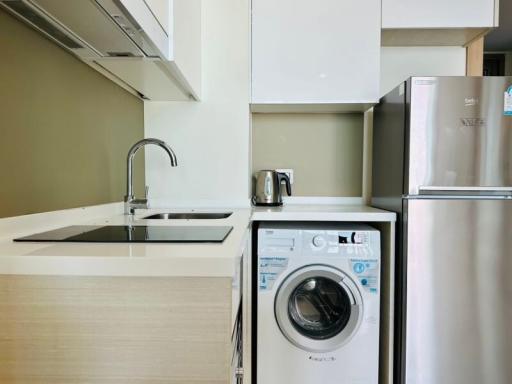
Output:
418,186,512,197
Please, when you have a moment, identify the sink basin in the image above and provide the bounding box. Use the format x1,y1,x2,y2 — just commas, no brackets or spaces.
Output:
142,212,233,220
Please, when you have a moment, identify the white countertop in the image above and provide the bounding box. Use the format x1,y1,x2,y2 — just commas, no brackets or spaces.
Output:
0,202,395,277
252,204,396,222
0,204,251,278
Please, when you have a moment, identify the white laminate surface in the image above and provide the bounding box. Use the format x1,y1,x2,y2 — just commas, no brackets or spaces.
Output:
251,204,396,222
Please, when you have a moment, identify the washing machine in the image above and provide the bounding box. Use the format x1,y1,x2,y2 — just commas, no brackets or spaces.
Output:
257,222,380,384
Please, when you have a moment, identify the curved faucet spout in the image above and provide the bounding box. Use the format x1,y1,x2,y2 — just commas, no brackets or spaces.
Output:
125,138,178,214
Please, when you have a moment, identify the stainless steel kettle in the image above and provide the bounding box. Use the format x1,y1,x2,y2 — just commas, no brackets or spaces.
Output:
253,170,292,206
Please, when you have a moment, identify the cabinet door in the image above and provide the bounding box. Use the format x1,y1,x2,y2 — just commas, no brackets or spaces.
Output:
118,0,170,59
251,0,380,105
382,0,497,29
144,0,170,35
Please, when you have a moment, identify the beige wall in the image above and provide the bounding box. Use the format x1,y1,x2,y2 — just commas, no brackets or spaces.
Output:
0,9,144,218
252,113,364,197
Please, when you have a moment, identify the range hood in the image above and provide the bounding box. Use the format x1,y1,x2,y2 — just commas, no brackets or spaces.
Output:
0,0,201,100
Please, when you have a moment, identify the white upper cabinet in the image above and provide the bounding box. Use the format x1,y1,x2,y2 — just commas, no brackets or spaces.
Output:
108,0,202,99
1,0,201,101
382,0,498,46
114,0,171,59
383,0,496,28
144,0,171,34
251,0,380,112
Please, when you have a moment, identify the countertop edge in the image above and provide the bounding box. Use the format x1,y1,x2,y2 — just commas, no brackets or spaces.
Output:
0,254,240,278
250,211,397,222
250,205,397,222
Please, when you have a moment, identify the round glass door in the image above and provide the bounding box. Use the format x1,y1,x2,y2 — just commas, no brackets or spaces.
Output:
275,265,362,352
288,277,352,340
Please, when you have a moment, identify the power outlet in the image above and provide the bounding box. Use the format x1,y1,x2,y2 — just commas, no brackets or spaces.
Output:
276,168,294,184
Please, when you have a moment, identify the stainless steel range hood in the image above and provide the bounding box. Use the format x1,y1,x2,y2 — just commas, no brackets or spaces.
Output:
0,0,201,101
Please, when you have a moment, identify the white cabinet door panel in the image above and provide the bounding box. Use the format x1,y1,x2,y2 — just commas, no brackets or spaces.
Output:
382,0,497,29
144,0,170,35
252,0,380,105
119,0,170,59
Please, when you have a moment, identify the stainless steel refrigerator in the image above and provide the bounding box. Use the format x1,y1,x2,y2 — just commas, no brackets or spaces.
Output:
372,77,512,384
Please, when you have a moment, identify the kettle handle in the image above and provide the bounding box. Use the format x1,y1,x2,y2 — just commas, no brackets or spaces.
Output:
277,173,292,196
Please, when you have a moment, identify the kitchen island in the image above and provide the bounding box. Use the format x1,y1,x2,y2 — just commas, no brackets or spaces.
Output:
0,203,251,384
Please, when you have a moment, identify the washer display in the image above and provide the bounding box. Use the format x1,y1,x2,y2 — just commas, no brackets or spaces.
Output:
257,222,380,384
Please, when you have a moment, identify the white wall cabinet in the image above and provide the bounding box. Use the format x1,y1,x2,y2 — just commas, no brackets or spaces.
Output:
114,0,171,59
144,0,171,35
251,0,380,112
104,0,202,100
382,0,498,46
2,0,201,101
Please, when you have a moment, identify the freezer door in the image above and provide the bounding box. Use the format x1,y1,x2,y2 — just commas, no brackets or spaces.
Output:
404,199,512,384
407,77,512,195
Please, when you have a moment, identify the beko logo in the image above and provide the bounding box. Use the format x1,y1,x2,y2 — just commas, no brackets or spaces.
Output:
309,356,336,362
460,118,485,127
464,97,479,106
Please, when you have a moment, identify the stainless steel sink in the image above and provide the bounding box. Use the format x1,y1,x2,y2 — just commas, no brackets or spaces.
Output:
141,212,233,220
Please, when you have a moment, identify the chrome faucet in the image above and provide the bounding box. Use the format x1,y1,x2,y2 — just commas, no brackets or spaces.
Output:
124,138,178,215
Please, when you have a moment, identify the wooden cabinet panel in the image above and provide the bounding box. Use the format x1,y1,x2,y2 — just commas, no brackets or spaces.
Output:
0,275,232,383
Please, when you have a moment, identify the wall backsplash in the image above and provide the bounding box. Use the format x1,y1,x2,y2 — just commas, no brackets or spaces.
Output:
0,9,144,218
252,113,364,197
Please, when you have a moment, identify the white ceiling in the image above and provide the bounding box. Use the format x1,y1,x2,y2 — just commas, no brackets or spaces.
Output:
484,0,512,51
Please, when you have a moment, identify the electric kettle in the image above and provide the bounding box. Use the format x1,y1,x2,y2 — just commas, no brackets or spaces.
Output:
253,170,292,206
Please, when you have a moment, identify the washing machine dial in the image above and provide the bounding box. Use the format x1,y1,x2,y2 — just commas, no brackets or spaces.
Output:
312,235,326,248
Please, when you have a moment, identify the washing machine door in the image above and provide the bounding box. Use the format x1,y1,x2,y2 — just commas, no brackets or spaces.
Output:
274,264,363,353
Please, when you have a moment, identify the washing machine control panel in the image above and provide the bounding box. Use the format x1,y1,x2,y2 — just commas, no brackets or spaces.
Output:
258,225,380,294
338,231,369,245
304,230,372,254
302,229,380,294
311,235,326,248
308,231,368,247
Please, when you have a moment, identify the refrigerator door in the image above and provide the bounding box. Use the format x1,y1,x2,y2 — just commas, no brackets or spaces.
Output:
407,76,512,195
403,198,512,384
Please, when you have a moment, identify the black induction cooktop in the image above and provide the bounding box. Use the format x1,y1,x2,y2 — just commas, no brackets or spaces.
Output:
14,225,233,243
